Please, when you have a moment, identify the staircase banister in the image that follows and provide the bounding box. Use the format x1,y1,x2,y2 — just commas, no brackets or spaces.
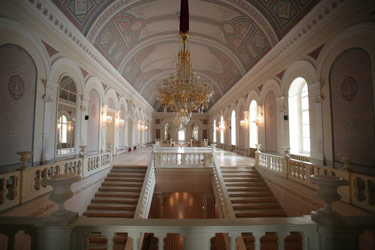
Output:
134,152,156,219
212,153,236,219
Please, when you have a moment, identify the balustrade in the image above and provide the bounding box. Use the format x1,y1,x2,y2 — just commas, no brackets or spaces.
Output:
153,147,213,168
0,151,112,213
256,150,372,213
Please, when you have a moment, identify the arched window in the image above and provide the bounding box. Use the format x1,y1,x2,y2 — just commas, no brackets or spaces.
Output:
249,100,258,148
213,120,216,143
57,76,77,155
231,110,236,145
192,124,199,141
220,116,224,144
58,115,68,143
178,128,185,141
288,77,310,155
164,123,171,141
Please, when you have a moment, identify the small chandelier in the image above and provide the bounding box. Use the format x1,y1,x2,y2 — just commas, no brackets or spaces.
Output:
158,0,213,123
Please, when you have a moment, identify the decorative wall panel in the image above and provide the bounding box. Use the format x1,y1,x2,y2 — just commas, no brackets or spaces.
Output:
265,91,277,152
0,44,37,167
87,89,100,152
119,104,126,148
330,48,375,167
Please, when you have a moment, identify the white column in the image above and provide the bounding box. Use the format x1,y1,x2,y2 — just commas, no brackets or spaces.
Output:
253,232,263,250
276,96,286,154
276,231,288,250
128,232,139,250
309,82,324,164
42,80,58,163
103,232,114,250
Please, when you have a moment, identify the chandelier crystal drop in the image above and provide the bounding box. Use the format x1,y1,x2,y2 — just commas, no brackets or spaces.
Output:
157,0,213,127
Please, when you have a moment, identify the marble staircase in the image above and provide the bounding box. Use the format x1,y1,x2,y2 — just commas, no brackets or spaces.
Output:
221,165,300,250
83,165,147,218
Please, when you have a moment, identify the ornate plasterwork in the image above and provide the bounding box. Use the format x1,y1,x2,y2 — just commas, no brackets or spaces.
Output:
48,0,322,109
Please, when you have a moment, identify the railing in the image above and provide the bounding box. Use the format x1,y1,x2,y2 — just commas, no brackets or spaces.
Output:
83,151,112,177
211,153,235,219
0,151,112,213
134,153,155,219
255,151,375,213
153,147,213,168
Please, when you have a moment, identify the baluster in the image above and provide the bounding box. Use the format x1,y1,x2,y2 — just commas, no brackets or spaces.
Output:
154,232,167,250
103,232,114,250
276,232,288,250
36,170,42,190
253,232,263,250
128,232,139,250
0,177,6,204
11,176,18,199
229,232,241,250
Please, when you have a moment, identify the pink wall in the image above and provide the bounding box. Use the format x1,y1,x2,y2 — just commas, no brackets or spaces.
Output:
0,44,36,167
87,89,100,152
330,48,375,167
265,91,278,152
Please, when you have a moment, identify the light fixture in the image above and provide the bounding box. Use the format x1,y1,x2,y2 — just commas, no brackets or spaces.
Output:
240,111,249,128
103,114,112,126
116,117,124,128
138,122,148,131
157,0,213,126
254,112,263,127
218,122,225,131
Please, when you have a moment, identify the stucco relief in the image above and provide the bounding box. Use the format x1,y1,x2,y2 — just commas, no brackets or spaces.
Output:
0,45,36,166
87,89,100,152
265,91,277,152
330,48,375,167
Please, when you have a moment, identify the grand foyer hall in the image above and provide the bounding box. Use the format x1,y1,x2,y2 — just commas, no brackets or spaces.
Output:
0,0,375,249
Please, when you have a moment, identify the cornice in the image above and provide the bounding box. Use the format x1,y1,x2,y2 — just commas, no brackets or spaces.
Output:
208,0,351,116
17,0,154,115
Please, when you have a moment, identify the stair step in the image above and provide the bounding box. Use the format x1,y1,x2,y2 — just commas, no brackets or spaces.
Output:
98,187,142,192
87,204,136,211
228,191,273,197
108,172,145,177
222,174,260,178
105,177,144,182
231,197,277,203
102,182,143,187
233,203,282,210
224,178,264,182
226,182,267,187
235,209,286,218
95,192,140,198
91,197,138,204
84,210,134,218
227,187,269,192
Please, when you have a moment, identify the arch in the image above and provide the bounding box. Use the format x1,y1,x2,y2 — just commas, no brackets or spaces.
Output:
317,22,375,164
281,60,317,97
49,58,85,97
104,88,119,110
84,76,105,103
260,79,281,103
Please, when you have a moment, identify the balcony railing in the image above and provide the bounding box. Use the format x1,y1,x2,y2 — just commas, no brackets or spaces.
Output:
0,151,112,213
255,150,375,213
153,147,213,168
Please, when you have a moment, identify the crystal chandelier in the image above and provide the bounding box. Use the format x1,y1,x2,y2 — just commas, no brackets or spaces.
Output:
158,0,213,126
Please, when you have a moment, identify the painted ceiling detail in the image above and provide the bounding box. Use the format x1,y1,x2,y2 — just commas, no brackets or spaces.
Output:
53,0,320,109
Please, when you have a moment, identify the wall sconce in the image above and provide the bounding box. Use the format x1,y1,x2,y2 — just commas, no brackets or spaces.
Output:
240,111,249,128
218,122,225,131
116,118,124,128
254,113,263,127
103,114,112,126
139,122,147,131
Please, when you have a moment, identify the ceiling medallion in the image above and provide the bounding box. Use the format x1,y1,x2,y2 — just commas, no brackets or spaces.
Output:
157,0,213,128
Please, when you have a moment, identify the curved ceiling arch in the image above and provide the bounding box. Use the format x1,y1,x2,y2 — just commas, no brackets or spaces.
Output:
52,0,321,110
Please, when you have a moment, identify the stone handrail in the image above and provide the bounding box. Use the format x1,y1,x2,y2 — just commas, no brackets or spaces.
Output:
0,151,112,213
83,151,112,178
153,147,213,168
255,151,374,213
71,216,319,250
211,153,236,219
134,153,156,219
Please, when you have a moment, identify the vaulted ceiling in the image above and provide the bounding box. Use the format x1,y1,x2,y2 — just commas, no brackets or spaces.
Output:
52,0,320,109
